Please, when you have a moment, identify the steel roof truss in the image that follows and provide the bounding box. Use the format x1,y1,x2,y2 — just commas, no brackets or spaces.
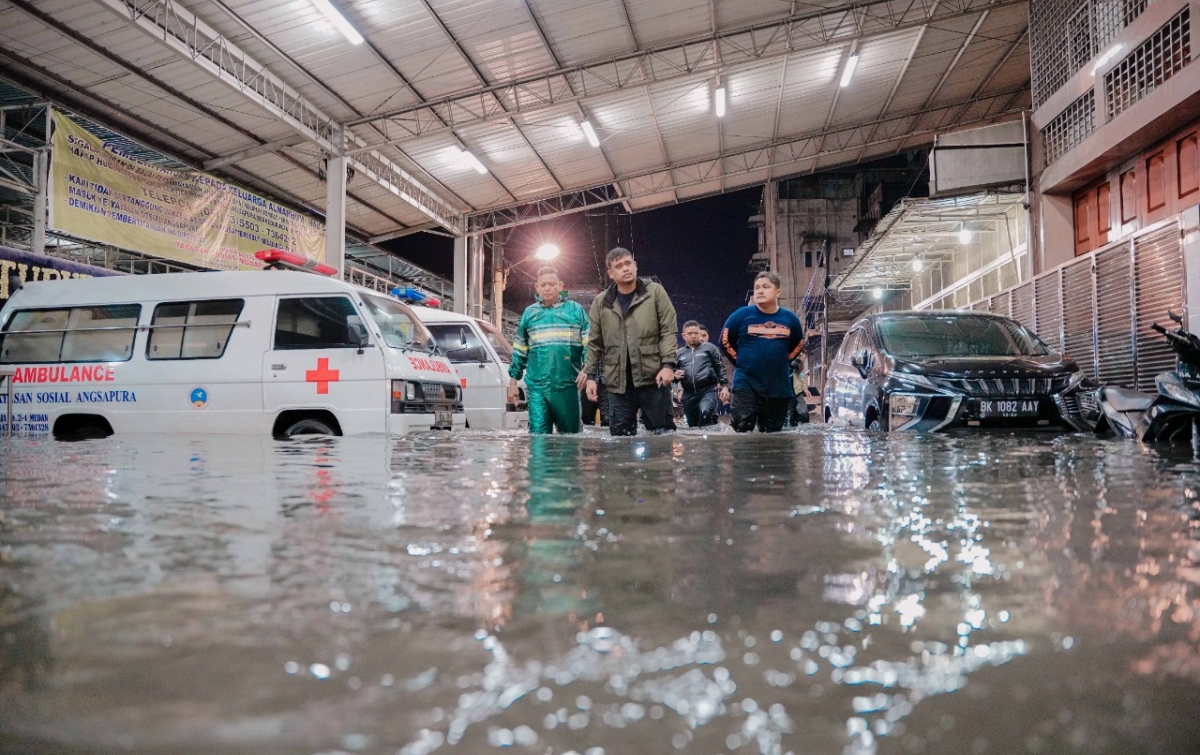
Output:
348,0,1027,143
92,0,463,234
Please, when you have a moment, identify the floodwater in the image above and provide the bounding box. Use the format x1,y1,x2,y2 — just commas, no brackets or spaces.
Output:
2,427,1200,755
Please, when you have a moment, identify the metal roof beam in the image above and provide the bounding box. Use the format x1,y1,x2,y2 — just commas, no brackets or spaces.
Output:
91,0,464,234
202,135,305,171
347,0,1026,143
921,9,990,109
469,87,1026,233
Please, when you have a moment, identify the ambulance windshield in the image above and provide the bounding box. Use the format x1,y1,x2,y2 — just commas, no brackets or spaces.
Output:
360,294,434,351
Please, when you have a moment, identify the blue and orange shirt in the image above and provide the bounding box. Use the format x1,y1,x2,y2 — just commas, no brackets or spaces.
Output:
719,304,804,398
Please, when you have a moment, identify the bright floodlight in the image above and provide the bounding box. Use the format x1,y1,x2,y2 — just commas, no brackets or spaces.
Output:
840,54,859,88
311,0,364,45
456,148,488,174
958,228,973,244
580,120,600,148
715,85,727,118
912,258,924,272
872,287,883,300
535,244,560,261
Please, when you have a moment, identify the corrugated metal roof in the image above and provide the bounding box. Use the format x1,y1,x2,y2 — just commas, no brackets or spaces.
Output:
0,0,1032,236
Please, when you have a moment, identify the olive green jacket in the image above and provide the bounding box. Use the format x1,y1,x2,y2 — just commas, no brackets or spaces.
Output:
583,278,678,394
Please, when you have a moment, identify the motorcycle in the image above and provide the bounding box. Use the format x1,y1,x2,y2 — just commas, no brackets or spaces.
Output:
1084,311,1200,443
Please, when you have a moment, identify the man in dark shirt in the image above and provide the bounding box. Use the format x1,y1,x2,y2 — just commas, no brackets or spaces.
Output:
719,271,805,433
674,320,728,427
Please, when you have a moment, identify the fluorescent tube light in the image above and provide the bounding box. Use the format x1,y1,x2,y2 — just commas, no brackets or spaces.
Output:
311,0,364,45
580,120,600,147
958,228,972,244
840,54,859,88
456,148,488,174
715,85,726,118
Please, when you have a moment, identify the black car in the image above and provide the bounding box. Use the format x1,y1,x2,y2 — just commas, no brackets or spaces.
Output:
824,311,1092,431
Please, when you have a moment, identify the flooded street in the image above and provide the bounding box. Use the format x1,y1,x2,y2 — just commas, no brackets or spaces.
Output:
3,428,1200,755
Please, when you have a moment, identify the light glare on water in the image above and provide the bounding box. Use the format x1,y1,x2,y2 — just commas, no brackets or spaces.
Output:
2,428,1200,754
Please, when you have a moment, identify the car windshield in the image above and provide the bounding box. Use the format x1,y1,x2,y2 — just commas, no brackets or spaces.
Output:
876,315,1050,359
359,294,433,351
476,320,514,362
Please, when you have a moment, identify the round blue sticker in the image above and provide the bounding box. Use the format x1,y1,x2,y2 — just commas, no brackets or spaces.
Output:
190,387,208,409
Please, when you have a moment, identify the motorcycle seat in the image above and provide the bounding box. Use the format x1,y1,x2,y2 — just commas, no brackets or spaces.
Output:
1103,386,1155,413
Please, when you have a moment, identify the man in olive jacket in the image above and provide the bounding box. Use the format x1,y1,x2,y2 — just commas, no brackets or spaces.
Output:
581,247,679,435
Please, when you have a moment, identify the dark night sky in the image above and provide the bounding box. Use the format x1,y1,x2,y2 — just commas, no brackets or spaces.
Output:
384,186,763,335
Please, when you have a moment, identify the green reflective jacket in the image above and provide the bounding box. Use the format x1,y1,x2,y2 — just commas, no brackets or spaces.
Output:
508,291,590,392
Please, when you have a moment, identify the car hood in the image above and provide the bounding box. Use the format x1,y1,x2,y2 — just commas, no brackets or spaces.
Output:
893,354,1078,378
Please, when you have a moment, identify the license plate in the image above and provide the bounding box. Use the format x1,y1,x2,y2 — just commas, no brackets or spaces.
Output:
976,399,1040,418
433,410,452,429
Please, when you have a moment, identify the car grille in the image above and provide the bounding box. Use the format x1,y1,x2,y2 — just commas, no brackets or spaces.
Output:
422,382,458,401
930,376,1072,397
1060,393,1081,418
1078,390,1099,415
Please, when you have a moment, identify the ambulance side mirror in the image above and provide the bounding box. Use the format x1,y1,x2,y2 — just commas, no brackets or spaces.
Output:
347,315,369,354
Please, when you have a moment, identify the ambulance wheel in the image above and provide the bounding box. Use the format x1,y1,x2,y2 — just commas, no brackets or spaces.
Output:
281,418,336,437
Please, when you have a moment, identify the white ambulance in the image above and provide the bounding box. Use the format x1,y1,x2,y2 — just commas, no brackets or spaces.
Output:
0,270,465,439
412,307,529,430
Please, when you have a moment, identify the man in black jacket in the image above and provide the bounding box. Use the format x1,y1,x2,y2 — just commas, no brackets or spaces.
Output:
674,320,729,428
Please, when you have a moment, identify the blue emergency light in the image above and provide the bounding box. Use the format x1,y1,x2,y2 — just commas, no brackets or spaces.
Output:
390,287,441,308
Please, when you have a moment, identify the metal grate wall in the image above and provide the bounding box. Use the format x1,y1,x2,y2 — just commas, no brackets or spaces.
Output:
945,219,1182,387
1104,7,1191,119
1032,0,1151,108
1042,91,1096,164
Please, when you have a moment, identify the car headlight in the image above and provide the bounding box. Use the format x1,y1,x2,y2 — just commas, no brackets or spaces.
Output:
391,380,419,401
892,372,938,390
890,393,922,416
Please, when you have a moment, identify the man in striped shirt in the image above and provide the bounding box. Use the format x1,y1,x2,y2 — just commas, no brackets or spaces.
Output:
507,267,591,434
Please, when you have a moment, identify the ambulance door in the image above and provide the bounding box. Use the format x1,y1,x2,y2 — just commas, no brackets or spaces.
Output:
262,295,386,435
426,322,502,429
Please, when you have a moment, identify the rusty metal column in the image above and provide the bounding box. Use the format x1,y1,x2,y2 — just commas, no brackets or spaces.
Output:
452,229,467,314
764,181,778,271
491,237,505,330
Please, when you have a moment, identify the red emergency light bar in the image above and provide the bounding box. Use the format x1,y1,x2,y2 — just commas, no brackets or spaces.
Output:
255,249,338,277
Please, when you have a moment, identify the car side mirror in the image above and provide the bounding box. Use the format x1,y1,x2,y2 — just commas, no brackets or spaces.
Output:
850,349,869,375
459,327,469,347
347,316,369,353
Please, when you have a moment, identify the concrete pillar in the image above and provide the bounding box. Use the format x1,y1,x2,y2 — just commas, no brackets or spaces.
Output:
1037,192,1074,274
764,181,778,271
453,231,467,314
1183,204,1200,331
324,124,347,276
31,149,48,255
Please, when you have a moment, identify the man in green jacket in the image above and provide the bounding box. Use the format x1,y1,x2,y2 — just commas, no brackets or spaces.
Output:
507,267,590,434
581,247,679,436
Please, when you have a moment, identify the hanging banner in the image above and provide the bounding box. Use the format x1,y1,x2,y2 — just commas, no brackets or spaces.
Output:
48,112,325,271
0,245,118,302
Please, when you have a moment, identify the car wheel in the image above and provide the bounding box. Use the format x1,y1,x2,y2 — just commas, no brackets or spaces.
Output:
867,418,882,431
282,418,336,437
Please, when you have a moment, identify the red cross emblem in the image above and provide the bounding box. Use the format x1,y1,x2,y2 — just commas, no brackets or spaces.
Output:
305,357,340,394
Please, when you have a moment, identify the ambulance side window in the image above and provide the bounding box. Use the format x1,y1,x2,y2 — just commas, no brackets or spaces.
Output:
148,299,244,360
1,305,140,364
274,297,359,350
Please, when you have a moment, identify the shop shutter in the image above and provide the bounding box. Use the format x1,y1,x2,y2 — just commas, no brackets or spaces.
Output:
1132,221,1184,390
1035,268,1064,351
1010,281,1035,331
1094,242,1136,387
1062,256,1098,378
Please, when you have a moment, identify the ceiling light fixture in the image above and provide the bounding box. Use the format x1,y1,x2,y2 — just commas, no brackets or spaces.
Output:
310,0,364,45
456,148,488,174
958,228,972,244
535,243,560,261
872,287,883,300
580,120,600,148
912,258,924,272
715,85,727,118
840,54,859,88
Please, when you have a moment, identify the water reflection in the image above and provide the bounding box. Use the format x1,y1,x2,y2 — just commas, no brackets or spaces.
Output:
0,430,1199,753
